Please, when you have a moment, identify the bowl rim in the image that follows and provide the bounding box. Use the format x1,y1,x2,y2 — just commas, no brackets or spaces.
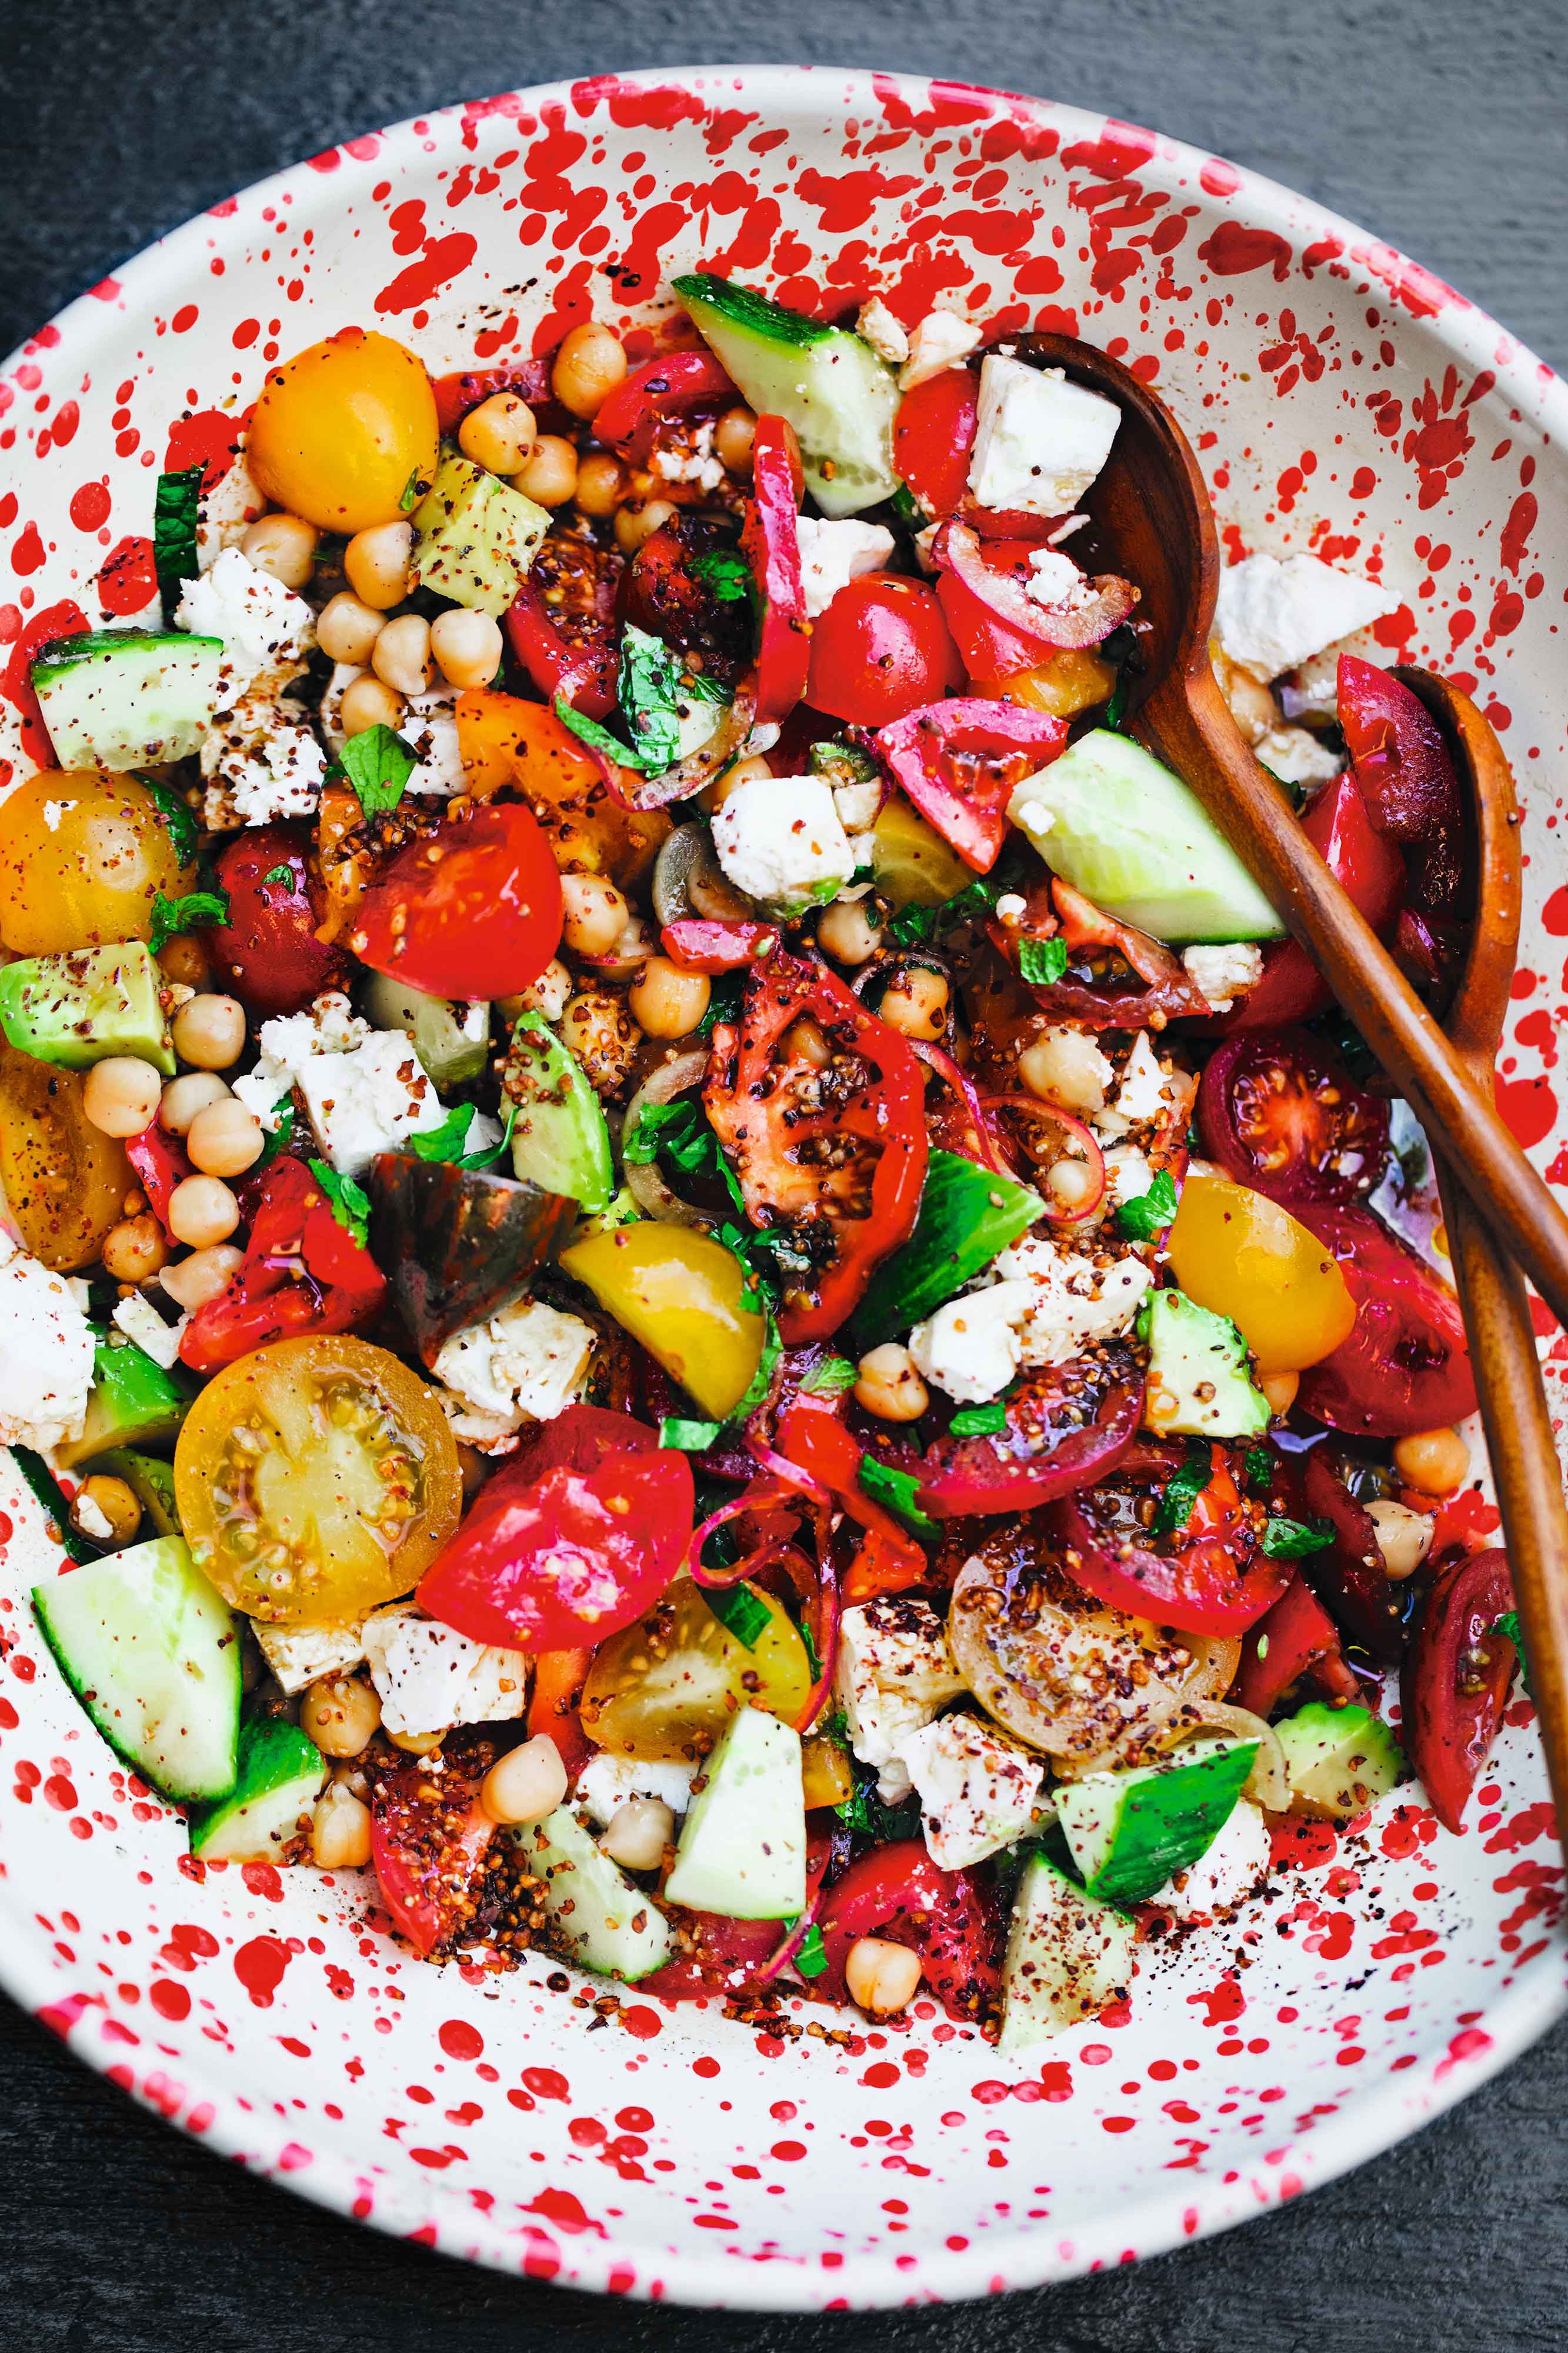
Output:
3,61,1565,2312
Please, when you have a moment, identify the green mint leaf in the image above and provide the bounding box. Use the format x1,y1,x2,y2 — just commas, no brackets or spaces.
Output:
141,774,199,868
1017,936,1070,986
793,1922,829,1979
1103,674,1129,731
693,549,753,604
1151,1438,1212,1540
328,723,418,820
948,1399,1009,1438
409,1105,518,1172
683,669,733,706
149,888,229,954
1493,1609,1534,1699
697,969,745,1041
623,1099,703,1165
859,1453,934,1533
1260,1515,1335,1559
553,694,648,772
890,869,1007,949
618,624,687,774
152,463,204,607
307,1157,371,1249
660,1415,725,1452
890,482,926,528
262,864,294,888
399,466,425,513
255,1096,295,1171
702,1580,773,1649
800,1357,858,1395
1116,1166,1180,1242
1243,1445,1273,1494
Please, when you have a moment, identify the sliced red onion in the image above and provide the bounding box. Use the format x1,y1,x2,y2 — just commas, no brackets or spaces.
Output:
978,1092,1107,1224
932,520,1139,651
911,1039,1016,1178
591,679,760,814
753,1891,822,1991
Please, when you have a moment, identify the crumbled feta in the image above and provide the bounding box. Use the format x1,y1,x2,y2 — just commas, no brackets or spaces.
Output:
1093,1032,1181,1138
898,305,983,391
857,296,910,366
651,418,725,495
835,1598,967,1796
232,990,371,1128
575,1751,697,1827
111,1291,188,1369
968,356,1120,518
73,1489,116,1541
1214,552,1400,683
1102,1144,1157,1209
362,1604,529,1739
196,452,267,570
201,684,328,827
987,1232,1155,1365
294,1029,443,1177
908,1280,1033,1405
433,1296,595,1448
1154,1797,1270,1921
994,892,1027,924
1012,794,1053,835
1182,941,1265,1012
0,1233,95,1452
1256,724,1345,787
895,1711,1046,1869
253,1618,368,1698
175,545,316,700
712,775,856,916
831,777,883,834
795,517,895,619
1024,548,1097,614
318,666,463,794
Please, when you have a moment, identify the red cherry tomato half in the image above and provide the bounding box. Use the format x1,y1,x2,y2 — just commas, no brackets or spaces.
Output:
417,1406,693,1653
1053,1441,1288,1635
1300,1447,1409,1661
1402,1547,1516,1832
660,916,780,974
593,349,736,454
369,1739,496,1956
353,800,563,1000
1197,1028,1392,1207
870,695,1067,871
1338,654,1466,921
892,366,978,520
815,1839,1002,2026
504,534,623,721
1293,1205,1477,1438
642,1834,833,2000
805,575,963,730
206,823,349,1018
1220,774,1405,1032
1234,1571,1357,1717
918,1347,1145,1520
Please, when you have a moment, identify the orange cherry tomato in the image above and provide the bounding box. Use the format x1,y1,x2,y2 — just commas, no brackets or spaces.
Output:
248,329,439,532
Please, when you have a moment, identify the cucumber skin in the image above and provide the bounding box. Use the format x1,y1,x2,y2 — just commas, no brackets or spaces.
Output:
188,1717,326,1861
31,631,225,774
519,1805,673,1981
506,1013,614,1212
850,1149,1044,1351
671,274,832,349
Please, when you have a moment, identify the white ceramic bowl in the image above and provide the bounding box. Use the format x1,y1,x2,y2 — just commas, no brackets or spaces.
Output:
1,65,1564,2312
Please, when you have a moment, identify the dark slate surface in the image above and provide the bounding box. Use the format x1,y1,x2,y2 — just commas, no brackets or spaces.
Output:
1,2,1566,2344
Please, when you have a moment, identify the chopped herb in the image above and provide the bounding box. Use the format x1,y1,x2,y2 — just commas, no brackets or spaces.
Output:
948,1398,1009,1438
1017,936,1069,986
1260,1515,1335,1559
149,888,229,954
1103,674,1129,731
793,1922,829,1978
800,1357,858,1395
141,773,199,868
399,466,425,513
1396,1134,1430,1191
327,723,418,820
255,1096,295,1170
152,463,204,608
262,864,295,888
410,1103,518,1172
620,624,697,772
693,549,755,605
1116,1166,1180,1241
554,697,642,768
858,1454,935,1533
308,1158,371,1249
660,1415,725,1452
703,1580,773,1649
697,969,745,1041
890,482,926,529
624,1097,746,1214
836,1771,921,1841
1243,1445,1273,1494
1493,1609,1534,1698
1151,1437,1213,1540
889,868,1009,948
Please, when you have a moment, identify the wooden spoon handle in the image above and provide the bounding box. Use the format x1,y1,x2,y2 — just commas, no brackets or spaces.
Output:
1145,666,1568,1337
1433,1158,1568,1825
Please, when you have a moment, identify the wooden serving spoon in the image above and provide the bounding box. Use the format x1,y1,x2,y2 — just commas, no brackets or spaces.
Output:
1395,668,1568,1824
1027,333,1568,1339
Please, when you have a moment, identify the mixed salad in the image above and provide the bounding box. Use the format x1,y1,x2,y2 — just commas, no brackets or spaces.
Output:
4,273,1516,2051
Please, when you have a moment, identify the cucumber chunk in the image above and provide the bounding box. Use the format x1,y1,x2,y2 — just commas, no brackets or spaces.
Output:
673,273,899,518
31,1534,240,1801
663,1705,806,1919
362,972,489,1089
0,941,175,1075
1276,1700,1404,1819
31,628,224,772
997,1851,1137,2052
517,1804,673,1980
55,1336,189,1469
1007,729,1286,944
411,453,549,617
1139,1287,1270,1441
188,1715,326,1861
505,1012,614,1212
850,1148,1043,1351
1055,1737,1257,1908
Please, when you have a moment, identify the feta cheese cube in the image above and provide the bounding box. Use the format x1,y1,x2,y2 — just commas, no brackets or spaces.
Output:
895,1712,1046,1869
1153,1797,1269,1921
831,777,883,834
362,1604,529,1739
400,685,465,796
200,684,328,828
254,1618,369,1698
175,545,316,701
0,1233,95,1452
898,306,983,391
196,451,267,571
433,1296,595,1448
1102,1144,1156,1208
712,775,856,916
968,356,1120,518
295,1028,445,1176
1214,552,1400,683
987,1232,1155,1366
1093,1031,1187,1138
908,1280,1033,1404
856,296,910,366
575,1751,697,1827
111,1291,188,1369
795,517,895,619
835,1597,967,1783
232,990,371,1129
1182,941,1265,1012
1256,724,1345,788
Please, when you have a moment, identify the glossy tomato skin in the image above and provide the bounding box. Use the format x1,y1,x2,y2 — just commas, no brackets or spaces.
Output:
179,1155,385,1374
504,533,623,721
1053,1441,1287,1635
1402,1547,1516,1831
918,1348,1145,1519
893,367,978,519
1220,775,1404,1031
369,1738,497,1957
1338,654,1466,921
1166,1169,1357,1377
1197,1028,1391,1207
207,824,349,1016
248,329,439,534
805,576,963,729
1234,1572,1357,1715
354,801,563,1000
1294,1205,1477,1438
815,1840,1002,2026
1300,1448,1409,1661
623,515,753,682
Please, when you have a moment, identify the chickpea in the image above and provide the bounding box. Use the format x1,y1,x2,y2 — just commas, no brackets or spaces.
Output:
783,1016,831,1069
714,405,757,474
817,896,883,965
628,956,710,1039
71,1473,142,1549
338,672,405,736
845,1934,922,2017
1018,1025,1111,1115
160,1242,244,1310
167,1175,240,1249
480,1734,568,1826
700,751,771,816
1392,1425,1470,1497
879,966,949,1041
1046,1156,1097,1211
159,1069,231,1135
240,511,318,590
551,321,628,421
311,1782,373,1870
1259,1368,1300,1417
613,497,677,556
1367,1498,1435,1581
600,1797,674,1872
371,612,434,696
515,434,579,509
186,1096,265,1178
560,990,642,1093
574,451,626,518
301,1674,382,1759
343,518,413,610
171,992,247,1071
156,932,211,991
854,1342,930,1423
316,591,386,666
458,391,538,475
429,606,504,692
102,1214,169,1282
82,1055,164,1138
387,1726,444,1756
560,872,629,960
516,957,572,1024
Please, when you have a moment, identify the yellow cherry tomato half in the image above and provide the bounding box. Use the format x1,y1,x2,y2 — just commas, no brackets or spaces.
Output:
1001,646,1118,719
1167,1168,1357,1377
560,1222,766,1421
247,329,439,533
581,1577,813,1760
0,1043,132,1271
0,769,195,955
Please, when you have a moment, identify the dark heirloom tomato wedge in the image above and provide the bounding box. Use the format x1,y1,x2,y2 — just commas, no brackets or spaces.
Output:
207,822,349,1017
504,531,623,721
354,799,563,1001
918,1347,1145,1519
705,951,928,1343
369,1735,497,1958
1293,1205,1477,1438
805,575,963,730
892,366,978,521
1053,1441,1286,1636
1219,775,1404,1032
1299,1448,1406,1661
1338,654,1467,922
868,698,1067,872
1402,1547,1517,1832
418,1405,692,1654
815,1840,1002,2027
623,514,754,681
1197,1029,1391,1207
1235,1572,1358,1716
